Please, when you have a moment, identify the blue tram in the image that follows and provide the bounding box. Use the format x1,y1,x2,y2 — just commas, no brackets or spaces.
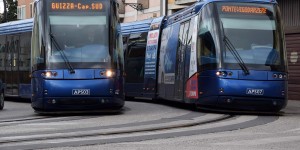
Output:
31,0,124,112
0,19,33,99
122,0,288,112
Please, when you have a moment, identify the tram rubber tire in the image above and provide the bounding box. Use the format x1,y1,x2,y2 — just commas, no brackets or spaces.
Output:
0,92,4,110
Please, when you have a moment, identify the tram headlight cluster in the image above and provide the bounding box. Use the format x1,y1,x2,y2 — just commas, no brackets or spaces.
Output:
100,70,115,78
106,70,114,77
273,73,287,79
42,71,58,78
216,71,233,77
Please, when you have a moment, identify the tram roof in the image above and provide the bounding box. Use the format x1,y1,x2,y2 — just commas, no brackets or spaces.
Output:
0,18,33,36
196,0,277,3
163,0,277,26
121,18,153,35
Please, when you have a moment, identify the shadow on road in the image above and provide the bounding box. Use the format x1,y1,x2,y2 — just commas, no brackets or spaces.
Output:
5,97,31,103
126,98,294,117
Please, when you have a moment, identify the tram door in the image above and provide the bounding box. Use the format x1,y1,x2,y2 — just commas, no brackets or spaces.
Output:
175,21,190,100
5,35,20,97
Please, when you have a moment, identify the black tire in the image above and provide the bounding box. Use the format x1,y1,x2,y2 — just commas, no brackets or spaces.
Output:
0,92,4,110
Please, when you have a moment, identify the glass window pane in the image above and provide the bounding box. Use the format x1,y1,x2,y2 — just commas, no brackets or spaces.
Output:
49,16,107,25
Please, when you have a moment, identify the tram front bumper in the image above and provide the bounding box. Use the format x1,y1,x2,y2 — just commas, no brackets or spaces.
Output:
32,79,124,111
196,78,287,112
39,96,124,111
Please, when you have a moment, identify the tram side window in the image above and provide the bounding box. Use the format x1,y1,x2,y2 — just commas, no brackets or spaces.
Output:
0,36,5,80
123,36,129,54
112,3,123,70
197,8,218,71
125,32,147,83
31,4,45,70
19,32,32,84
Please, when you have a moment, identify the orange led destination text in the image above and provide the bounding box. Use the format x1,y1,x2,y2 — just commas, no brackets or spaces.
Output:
51,2,103,10
222,6,267,14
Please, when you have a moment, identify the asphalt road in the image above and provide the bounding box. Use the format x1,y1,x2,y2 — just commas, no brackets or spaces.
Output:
0,99,299,150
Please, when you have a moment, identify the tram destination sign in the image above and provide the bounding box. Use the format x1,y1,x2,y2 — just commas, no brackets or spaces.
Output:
49,0,104,11
218,4,271,16
221,6,267,14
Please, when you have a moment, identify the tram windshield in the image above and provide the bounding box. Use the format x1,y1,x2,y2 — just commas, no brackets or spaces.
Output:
46,0,110,69
217,2,285,71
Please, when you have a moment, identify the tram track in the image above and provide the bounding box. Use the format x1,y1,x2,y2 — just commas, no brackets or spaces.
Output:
1,111,204,137
0,115,279,150
0,115,103,127
0,116,46,124
0,114,233,145
0,101,281,150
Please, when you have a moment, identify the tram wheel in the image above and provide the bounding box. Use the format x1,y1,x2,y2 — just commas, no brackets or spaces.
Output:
0,92,4,110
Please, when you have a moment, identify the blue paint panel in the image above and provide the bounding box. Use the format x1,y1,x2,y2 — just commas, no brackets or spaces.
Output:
42,97,124,111
198,75,285,99
31,69,124,110
31,71,45,102
218,79,285,98
44,79,113,97
196,74,286,111
0,18,33,35
36,69,99,79
200,70,286,81
238,70,268,80
121,18,152,35
63,69,94,79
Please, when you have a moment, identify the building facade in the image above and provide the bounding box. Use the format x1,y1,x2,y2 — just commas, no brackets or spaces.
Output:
119,0,190,23
17,0,34,20
277,0,300,100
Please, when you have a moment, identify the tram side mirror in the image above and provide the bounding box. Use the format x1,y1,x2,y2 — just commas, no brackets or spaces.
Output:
265,49,279,65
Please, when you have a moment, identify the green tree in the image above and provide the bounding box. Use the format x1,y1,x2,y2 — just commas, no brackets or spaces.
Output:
1,0,18,23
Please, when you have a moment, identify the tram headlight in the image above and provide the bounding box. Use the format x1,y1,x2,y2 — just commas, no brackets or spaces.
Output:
42,71,58,78
216,71,232,77
105,70,115,78
272,73,287,79
45,72,52,78
216,71,221,76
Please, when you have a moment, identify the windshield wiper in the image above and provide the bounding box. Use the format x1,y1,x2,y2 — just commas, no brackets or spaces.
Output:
220,21,249,75
224,36,250,75
50,33,75,74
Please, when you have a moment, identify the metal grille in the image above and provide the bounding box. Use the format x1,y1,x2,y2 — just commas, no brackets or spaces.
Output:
286,33,300,100
277,0,300,27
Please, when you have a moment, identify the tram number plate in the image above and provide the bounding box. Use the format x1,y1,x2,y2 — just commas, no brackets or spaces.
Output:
246,88,264,96
72,89,90,95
